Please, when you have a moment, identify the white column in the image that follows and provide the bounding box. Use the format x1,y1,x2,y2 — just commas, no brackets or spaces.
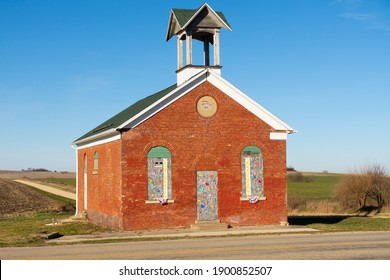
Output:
204,38,210,66
213,29,220,66
186,32,192,65
177,36,183,69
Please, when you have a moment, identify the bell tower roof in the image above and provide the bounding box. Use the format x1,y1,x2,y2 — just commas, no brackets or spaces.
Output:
166,3,232,86
166,3,231,41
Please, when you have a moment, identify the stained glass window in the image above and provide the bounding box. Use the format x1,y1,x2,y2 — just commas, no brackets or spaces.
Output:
93,152,98,174
241,146,264,198
147,147,172,201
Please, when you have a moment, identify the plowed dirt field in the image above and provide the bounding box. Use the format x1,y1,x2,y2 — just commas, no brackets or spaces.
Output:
0,179,59,215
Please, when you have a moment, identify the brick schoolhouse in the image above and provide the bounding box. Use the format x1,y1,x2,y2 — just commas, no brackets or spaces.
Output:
72,3,296,230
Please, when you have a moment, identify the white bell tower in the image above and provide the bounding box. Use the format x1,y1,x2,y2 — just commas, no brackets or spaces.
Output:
166,3,232,85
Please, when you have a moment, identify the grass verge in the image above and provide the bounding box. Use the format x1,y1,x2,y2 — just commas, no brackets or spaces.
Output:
0,212,112,247
289,216,390,232
2,215,390,247
0,185,109,248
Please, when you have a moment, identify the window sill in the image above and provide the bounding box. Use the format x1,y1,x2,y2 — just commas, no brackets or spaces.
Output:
92,171,98,175
240,197,267,201
145,199,175,204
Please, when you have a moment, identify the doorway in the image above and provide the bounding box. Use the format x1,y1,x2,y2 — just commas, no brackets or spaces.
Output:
196,171,218,221
83,154,88,210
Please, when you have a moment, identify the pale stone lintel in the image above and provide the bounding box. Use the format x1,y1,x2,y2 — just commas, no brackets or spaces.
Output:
145,199,175,204
270,132,287,140
240,197,267,201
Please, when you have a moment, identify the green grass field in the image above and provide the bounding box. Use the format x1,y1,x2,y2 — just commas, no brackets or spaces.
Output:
287,173,344,200
287,172,346,214
42,178,76,187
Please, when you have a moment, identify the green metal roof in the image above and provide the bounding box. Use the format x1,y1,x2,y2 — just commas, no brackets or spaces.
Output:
216,12,230,28
243,146,262,154
148,146,172,158
172,9,197,27
74,84,177,143
172,8,230,29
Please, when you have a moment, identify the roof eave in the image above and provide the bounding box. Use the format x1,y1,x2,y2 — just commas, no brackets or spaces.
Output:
287,129,298,134
166,10,178,41
72,128,120,147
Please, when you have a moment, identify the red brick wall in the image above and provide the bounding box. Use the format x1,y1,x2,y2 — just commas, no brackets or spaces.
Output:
77,140,122,228
121,81,288,230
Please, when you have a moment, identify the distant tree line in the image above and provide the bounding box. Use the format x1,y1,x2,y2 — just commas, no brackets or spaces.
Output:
287,172,315,183
286,166,296,172
22,168,50,172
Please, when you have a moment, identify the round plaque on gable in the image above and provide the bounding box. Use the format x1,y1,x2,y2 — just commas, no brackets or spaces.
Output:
197,96,217,117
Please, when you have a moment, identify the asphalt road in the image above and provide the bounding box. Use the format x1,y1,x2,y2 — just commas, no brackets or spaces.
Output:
1,231,390,260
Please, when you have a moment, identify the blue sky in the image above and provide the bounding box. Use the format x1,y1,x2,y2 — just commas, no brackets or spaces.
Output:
0,0,389,173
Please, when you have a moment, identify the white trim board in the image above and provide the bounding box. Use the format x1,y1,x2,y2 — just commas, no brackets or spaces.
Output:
75,133,121,150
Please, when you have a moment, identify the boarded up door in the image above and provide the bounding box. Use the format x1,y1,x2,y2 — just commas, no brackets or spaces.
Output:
197,171,218,221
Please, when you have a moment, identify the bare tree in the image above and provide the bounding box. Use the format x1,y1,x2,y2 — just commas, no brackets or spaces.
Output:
335,172,371,209
366,164,389,209
335,164,389,212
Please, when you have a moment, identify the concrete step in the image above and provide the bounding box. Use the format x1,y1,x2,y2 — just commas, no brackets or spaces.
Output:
190,220,230,230
61,212,88,224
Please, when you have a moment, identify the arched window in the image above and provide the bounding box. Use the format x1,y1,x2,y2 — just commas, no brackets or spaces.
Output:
93,152,98,174
241,146,264,199
147,146,172,201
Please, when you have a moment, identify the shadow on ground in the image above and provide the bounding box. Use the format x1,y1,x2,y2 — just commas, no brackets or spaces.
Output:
288,215,351,226
357,206,381,216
